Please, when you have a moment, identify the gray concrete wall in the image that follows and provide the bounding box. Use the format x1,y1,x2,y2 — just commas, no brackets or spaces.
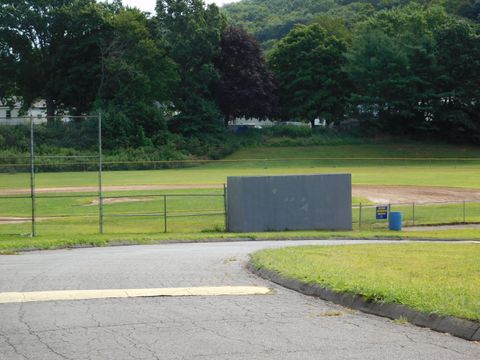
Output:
227,174,352,232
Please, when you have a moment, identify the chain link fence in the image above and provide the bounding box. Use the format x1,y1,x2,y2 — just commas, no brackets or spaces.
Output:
0,115,230,237
1,116,479,236
354,201,480,229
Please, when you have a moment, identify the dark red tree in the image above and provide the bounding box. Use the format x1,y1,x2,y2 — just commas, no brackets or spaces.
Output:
215,26,278,127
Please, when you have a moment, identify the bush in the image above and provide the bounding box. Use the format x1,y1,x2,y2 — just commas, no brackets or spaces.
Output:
263,124,313,138
0,120,368,173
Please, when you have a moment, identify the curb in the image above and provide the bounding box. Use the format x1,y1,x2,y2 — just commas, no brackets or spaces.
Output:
248,261,480,342
8,237,479,255
6,237,404,255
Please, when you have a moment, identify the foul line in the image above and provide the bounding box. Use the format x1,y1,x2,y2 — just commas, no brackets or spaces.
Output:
0,286,272,304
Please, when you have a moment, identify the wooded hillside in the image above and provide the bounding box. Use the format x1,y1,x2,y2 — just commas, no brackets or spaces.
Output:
223,0,480,49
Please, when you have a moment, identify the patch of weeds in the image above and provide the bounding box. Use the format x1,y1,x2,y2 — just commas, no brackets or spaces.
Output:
0,250,18,255
393,316,409,325
200,225,225,233
364,293,386,303
318,310,344,317
223,256,237,264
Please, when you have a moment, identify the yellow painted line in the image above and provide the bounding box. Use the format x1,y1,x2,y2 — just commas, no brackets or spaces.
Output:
0,286,272,304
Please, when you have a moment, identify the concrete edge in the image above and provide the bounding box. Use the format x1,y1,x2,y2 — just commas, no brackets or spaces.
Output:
248,261,480,342
5,237,478,255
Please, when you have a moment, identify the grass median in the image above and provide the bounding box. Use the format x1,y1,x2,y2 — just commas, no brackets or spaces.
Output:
251,243,480,321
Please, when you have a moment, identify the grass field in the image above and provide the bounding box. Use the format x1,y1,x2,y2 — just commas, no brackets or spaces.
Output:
251,243,480,321
1,143,480,190
1,163,480,189
1,142,480,250
227,143,480,159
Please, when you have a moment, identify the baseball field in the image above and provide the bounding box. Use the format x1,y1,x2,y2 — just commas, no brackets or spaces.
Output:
1,142,480,252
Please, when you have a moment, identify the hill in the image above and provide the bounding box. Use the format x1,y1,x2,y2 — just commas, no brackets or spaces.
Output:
222,0,480,49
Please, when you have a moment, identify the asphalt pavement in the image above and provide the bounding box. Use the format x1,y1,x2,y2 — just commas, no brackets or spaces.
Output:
0,240,479,359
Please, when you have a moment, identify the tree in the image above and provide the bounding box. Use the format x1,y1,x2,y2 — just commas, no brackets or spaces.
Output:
223,0,338,49
312,15,351,41
98,8,178,148
346,5,441,133
269,23,349,127
214,26,277,127
346,27,417,132
156,0,226,136
432,18,480,142
0,0,111,116
346,4,480,141
0,39,15,102
474,0,480,21
442,0,480,21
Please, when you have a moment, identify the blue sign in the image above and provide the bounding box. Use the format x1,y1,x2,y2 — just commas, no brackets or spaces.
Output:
376,206,388,220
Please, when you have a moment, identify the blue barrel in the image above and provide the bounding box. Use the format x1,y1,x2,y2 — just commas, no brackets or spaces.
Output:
389,212,403,231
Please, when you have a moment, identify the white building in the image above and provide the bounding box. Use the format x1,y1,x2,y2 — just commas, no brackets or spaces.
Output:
0,99,47,125
230,117,324,128
229,117,276,128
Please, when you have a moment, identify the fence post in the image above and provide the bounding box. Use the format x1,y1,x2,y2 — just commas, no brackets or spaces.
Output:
30,116,36,237
359,203,362,230
412,202,415,226
164,195,167,233
463,200,466,224
98,112,104,234
223,184,228,232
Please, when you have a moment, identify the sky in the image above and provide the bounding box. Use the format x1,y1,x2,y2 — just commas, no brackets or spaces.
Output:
119,0,239,14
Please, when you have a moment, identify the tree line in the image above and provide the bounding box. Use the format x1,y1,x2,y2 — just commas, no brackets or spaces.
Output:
1,0,480,155
224,0,480,49
0,0,277,153
269,4,480,143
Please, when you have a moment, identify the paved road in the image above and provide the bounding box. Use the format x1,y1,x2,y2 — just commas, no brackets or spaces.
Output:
0,240,478,359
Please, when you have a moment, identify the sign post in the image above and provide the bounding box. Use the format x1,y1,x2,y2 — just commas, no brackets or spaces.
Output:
376,206,388,220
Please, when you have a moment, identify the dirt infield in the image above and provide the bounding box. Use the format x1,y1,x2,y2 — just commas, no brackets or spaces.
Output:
354,185,480,204
404,224,480,232
0,184,479,204
85,197,153,207
1,185,479,226
0,217,58,225
0,184,222,195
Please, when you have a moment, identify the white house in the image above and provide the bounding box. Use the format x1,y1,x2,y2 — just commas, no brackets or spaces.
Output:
0,99,47,125
230,117,324,129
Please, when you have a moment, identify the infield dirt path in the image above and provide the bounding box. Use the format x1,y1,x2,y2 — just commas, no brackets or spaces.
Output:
1,184,479,204
0,184,222,195
353,185,480,204
0,216,61,224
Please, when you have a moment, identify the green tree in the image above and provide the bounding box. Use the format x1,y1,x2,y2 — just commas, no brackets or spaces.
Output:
0,0,112,116
346,4,480,141
325,2,377,28
223,0,479,51
269,23,349,127
223,0,337,49
312,15,352,41
156,0,226,136
346,5,441,133
346,27,416,132
0,40,15,102
432,18,480,141
98,8,178,148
